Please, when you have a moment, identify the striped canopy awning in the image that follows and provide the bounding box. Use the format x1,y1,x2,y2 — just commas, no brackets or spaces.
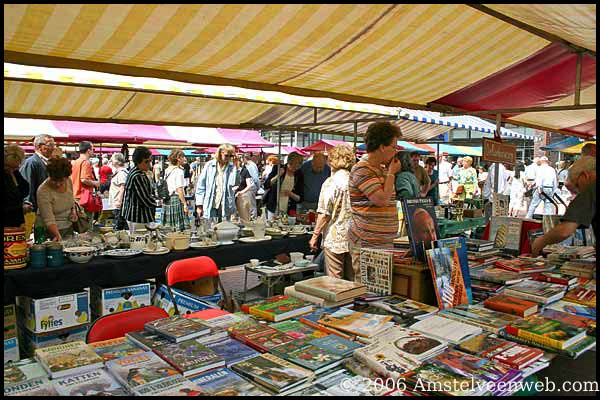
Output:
540,136,582,151
3,4,595,139
560,140,596,154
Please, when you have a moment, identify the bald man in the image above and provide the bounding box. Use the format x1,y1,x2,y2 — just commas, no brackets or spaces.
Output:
299,152,331,213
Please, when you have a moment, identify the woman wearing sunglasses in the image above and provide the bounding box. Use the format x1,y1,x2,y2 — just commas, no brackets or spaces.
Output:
195,143,238,222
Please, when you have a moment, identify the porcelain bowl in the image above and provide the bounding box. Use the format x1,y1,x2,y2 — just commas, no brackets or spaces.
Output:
63,246,96,263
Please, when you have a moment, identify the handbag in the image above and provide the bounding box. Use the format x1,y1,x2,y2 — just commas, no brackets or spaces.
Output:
72,202,90,233
78,160,103,212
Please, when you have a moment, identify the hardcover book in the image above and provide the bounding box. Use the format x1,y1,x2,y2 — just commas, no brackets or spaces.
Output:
404,364,487,396
4,377,59,396
504,280,566,304
369,296,438,320
270,320,329,340
231,353,315,394
546,300,596,320
434,237,473,304
125,329,171,351
242,328,297,352
152,317,212,343
429,349,521,385
402,197,440,262
470,267,530,285
194,312,250,330
189,367,269,396
133,375,203,396
294,276,367,302
248,296,314,322
409,315,483,345
564,287,596,307
495,258,550,274
505,315,587,350
153,339,225,377
440,304,521,334
485,342,543,370
34,340,104,379
144,315,181,333
484,294,539,317
309,334,363,357
317,307,393,338
105,351,180,390
532,272,579,286
270,338,345,374
540,309,596,336
488,216,523,255
426,247,469,310
205,338,260,367
89,336,146,362
358,248,394,295
470,280,504,293
3,358,47,385
227,319,276,339
284,286,354,308
53,368,129,396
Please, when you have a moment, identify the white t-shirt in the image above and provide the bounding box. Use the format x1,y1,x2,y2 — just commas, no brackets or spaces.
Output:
165,166,185,195
483,163,507,201
536,164,558,191
438,160,452,183
109,168,128,208
525,163,538,181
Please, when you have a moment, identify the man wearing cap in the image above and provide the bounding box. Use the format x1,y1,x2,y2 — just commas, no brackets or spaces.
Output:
526,156,558,218
438,154,452,204
531,156,596,256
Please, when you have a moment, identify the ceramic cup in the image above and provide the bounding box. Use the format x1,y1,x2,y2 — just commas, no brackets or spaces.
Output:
250,258,260,267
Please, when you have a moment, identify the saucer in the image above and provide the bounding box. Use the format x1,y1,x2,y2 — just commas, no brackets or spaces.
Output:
238,236,272,243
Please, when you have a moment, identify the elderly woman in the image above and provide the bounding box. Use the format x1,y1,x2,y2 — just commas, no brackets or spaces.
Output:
309,145,354,279
4,144,30,229
195,143,238,222
163,149,190,231
263,152,304,220
109,153,128,230
394,151,420,200
457,156,478,200
36,157,78,241
121,146,157,232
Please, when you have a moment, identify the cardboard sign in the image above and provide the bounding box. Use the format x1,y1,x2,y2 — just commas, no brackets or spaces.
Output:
482,138,517,165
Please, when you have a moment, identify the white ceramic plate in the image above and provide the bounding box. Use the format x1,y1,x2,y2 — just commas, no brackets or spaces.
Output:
103,249,143,258
142,247,170,256
218,241,235,245
189,242,220,249
238,236,272,243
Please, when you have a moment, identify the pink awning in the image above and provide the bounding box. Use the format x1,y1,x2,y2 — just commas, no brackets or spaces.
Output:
51,120,185,144
218,129,275,148
302,139,351,152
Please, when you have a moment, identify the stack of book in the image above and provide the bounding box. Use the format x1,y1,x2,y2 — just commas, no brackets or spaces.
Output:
227,319,296,352
503,280,566,304
409,315,483,345
466,238,495,253
532,271,580,289
34,341,105,379
470,267,531,285
483,294,539,317
52,368,129,396
104,351,180,392
563,286,596,307
439,304,521,334
560,260,596,279
457,333,546,376
471,279,505,302
494,257,553,274
468,253,503,269
189,367,269,396
285,276,367,308
316,307,395,339
241,295,314,322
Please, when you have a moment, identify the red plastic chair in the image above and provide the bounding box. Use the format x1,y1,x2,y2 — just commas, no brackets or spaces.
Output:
165,256,227,315
86,306,168,343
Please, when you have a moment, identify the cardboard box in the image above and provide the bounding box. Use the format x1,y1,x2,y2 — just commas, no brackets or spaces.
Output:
152,284,220,316
18,323,89,358
16,290,90,334
392,260,437,306
91,282,152,318
463,209,484,218
175,276,218,297
4,304,17,340
4,337,19,364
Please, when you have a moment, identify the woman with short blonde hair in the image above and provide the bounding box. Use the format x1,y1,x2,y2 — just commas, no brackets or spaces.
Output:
457,156,477,199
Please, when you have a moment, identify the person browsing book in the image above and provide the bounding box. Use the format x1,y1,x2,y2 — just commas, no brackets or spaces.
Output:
531,156,596,256
348,121,402,281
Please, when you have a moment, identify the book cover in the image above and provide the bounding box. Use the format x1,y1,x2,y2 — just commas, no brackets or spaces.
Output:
532,272,578,286
501,331,596,359
125,330,171,351
243,329,296,352
440,304,521,334
484,294,538,317
189,367,268,396
197,312,249,330
3,358,47,385
89,336,146,362
248,296,313,322
546,300,596,321
309,334,363,357
456,333,515,357
470,280,504,293
430,349,521,384
402,197,441,262
227,319,276,339
144,315,181,333
404,364,485,396
297,307,354,339
294,276,366,302
564,287,596,307
133,375,204,396
540,309,595,336
53,368,129,396
270,320,328,340
271,340,344,373
231,353,314,393
495,258,550,274
4,377,59,396
409,315,483,345
153,317,211,342
34,340,104,379
504,280,566,304
205,338,260,367
371,296,438,320
153,339,225,376
426,247,469,310
489,216,523,255
490,343,545,370
505,315,587,350
358,248,394,295
470,267,530,285
284,286,353,308
105,351,179,389
435,237,473,304
317,307,393,338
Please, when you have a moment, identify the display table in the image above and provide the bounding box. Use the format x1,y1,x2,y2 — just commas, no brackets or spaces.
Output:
437,217,487,237
242,263,319,301
3,235,311,305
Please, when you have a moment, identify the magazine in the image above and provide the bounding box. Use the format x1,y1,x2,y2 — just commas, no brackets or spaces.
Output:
402,197,440,262
435,237,473,304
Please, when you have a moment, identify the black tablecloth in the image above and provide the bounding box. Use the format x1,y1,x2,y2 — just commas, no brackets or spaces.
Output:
4,235,311,304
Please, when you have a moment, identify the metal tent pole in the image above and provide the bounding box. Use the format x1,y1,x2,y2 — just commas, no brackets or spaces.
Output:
493,115,501,195
276,132,282,217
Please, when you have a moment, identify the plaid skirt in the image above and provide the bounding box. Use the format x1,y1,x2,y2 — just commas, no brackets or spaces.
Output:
162,194,190,231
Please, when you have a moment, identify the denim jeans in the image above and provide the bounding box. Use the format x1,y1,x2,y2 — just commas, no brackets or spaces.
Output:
526,187,556,218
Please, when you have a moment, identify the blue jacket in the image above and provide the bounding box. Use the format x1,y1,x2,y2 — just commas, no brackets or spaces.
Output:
195,159,237,218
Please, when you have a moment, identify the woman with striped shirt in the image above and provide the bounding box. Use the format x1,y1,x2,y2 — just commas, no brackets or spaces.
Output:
121,147,157,232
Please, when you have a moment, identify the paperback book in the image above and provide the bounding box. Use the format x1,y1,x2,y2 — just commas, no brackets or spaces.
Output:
231,353,315,394
434,236,473,304
439,304,521,334
402,197,441,262
284,285,354,308
404,364,488,396
3,358,47,385
89,336,146,362
563,287,596,307
294,275,367,302
317,307,393,338
409,315,483,345
470,267,530,285
505,315,588,350
53,368,129,396
297,307,354,339
532,271,579,287
133,375,203,396
153,339,225,377
488,216,523,256
144,315,181,333
456,333,544,370
247,295,314,322
125,330,171,351
483,294,539,317
189,367,269,396
269,338,345,374
151,316,212,343
4,377,59,396
204,337,261,367
504,280,566,304
358,248,394,295
105,351,180,390
34,340,104,379
540,309,595,336
368,296,438,320
545,300,596,320
270,320,329,340
426,247,469,310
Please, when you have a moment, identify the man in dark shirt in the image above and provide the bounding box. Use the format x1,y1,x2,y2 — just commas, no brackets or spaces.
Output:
19,134,55,211
531,156,596,256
